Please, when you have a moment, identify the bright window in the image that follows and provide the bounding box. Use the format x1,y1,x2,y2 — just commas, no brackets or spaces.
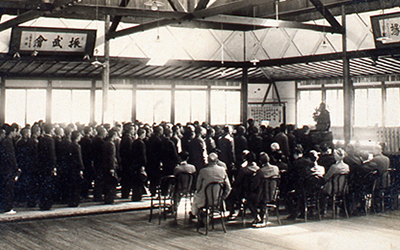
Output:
26,89,46,125
354,88,382,126
385,88,400,126
326,89,343,127
297,90,322,127
52,89,72,124
72,90,91,124
95,90,103,124
136,90,171,124
5,89,46,126
210,90,240,125
107,89,132,123
52,89,90,124
175,90,207,124
5,89,26,125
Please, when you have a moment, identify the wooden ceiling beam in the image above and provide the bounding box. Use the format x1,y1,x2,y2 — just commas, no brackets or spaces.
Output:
200,14,343,34
194,0,210,11
107,0,270,39
0,0,82,32
167,0,187,12
57,5,187,19
308,0,343,32
109,0,131,33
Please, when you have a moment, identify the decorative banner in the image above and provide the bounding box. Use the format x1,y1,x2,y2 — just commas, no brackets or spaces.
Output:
10,27,96,56
371,12,400,48
248,103,285,128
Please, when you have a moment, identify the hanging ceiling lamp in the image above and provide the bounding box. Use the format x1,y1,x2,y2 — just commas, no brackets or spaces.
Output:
250,6,259,66
144,0,165,11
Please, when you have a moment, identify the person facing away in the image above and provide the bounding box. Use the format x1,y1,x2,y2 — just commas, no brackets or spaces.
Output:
190,152,231,218
0,126,18,213
173,151,196,210
37,123,57,210
247,152,280,227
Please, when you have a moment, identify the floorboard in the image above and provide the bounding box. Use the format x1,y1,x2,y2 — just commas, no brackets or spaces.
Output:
1,209,400,250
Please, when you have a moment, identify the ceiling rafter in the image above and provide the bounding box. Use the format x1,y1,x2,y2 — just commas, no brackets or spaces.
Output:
0,0,82,33
166,0,187,12
308,0,344,33
107,0,270,39
194,0,210,12
109,0,131,34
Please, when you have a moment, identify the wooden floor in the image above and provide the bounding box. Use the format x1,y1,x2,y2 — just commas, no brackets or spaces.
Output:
1,208,400,250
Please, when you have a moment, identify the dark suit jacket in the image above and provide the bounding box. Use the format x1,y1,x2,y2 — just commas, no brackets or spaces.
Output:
69,142,84,174
15,137,38,174
0,137,18,176
218,134,235,167
132,138,147,169
92,136,106,174
79,135,93,171
120,134,133,172
161,137,180,175
38,135,57,175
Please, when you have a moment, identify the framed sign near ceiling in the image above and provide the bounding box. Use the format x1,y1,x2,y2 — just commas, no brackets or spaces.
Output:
9,27,97,56
371,12,400,49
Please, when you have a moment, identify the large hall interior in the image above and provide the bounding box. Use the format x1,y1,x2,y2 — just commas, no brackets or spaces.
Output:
1,0,400,249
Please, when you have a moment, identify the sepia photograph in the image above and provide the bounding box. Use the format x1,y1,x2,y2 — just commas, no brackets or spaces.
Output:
0,0,399,249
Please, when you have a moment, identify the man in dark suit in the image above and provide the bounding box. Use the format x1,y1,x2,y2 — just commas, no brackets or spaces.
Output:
188,126,207,173
37,123,57,210
0,126,18,213
119,123,135,199
131,128,147,201
102,129,120,204
161,127,180,176
146,125,164,196
234,125,248,170
92,126,107,202
65,131,84,207
218,125,235,179
79,126,94,199
15,127,38,207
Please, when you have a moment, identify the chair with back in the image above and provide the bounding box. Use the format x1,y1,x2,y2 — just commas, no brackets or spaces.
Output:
260,176,281,225
379,169,397,212
149,175,176,225
303,175,324,222
360,170,379,215
330,173,350,219
174,172,195,221
197,181,227,235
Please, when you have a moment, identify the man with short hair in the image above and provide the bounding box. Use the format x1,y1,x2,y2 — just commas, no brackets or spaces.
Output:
173,151,196,211
120,123,135,199
131,128,147,201
0,126,18,213
247,152,280,227
37,123,57,210
190,153,231,221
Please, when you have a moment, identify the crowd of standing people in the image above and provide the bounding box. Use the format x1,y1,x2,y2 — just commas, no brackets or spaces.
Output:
0,119,391,227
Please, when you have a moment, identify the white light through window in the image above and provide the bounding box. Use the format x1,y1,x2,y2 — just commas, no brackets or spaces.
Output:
297,90,322,127
5,89,26,125
27,89,46,125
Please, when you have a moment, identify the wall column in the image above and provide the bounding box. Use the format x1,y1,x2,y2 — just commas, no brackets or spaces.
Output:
170,82,175,124
342,5,352,145
102,0,111,124
90,79,96,125
206,83,211,124
0,77,5,125
241,67,249,125
131,80,137,123
46,80,52,123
